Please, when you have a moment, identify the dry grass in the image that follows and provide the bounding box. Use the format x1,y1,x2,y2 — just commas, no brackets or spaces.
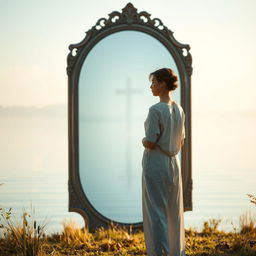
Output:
239,210,256,234
0,204,48,256
247,194,256,206
0,196,256,255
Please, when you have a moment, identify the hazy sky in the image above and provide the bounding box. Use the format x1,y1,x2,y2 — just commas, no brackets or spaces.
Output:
1,0,256,111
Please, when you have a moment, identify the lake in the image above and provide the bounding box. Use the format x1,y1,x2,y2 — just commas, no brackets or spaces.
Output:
0,106,255,235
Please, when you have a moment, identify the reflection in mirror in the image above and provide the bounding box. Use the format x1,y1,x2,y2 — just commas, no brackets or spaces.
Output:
78,30,181,223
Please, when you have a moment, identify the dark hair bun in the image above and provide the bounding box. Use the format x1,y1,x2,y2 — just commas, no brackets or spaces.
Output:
149,68,178,91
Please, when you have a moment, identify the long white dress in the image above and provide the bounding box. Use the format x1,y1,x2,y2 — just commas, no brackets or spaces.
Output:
141,101,186,256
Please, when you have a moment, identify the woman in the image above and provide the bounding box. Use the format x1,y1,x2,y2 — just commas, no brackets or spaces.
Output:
141,68,186,256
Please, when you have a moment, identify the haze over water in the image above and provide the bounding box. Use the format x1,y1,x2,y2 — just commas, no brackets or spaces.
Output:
0,105,255,234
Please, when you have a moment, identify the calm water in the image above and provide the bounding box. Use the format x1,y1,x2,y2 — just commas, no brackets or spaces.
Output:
0,108,255,235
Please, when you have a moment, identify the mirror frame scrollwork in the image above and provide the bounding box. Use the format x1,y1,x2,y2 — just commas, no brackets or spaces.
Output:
66,2,193,232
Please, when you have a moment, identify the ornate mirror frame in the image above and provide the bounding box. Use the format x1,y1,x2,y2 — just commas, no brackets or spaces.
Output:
66,2,193,232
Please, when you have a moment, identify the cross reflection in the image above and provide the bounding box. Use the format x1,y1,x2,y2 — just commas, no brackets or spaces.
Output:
116,77,142,186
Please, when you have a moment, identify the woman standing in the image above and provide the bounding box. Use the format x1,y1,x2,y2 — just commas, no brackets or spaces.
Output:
141,68,186,256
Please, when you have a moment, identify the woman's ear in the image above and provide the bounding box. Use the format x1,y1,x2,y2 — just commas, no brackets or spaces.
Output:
160,80,167,89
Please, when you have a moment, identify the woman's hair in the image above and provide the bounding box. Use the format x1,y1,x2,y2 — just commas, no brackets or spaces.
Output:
149,68,178,91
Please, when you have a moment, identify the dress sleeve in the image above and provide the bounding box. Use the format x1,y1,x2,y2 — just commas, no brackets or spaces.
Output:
144,107,161,143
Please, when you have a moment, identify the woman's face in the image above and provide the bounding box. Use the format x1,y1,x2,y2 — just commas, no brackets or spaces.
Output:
150,75,167,96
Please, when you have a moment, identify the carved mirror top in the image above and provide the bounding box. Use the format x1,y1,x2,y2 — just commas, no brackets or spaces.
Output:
67,2,192,77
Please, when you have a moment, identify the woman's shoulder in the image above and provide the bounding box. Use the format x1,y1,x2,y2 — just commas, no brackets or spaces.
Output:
149,102,185,115
150,101,179,110
174,103,185,119
149,102,164,113
175,102,185,113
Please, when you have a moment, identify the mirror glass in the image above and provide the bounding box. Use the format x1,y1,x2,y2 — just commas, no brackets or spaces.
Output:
78,30,181,223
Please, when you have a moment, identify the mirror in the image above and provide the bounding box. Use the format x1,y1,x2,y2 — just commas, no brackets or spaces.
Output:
67,2,192,232
78,30,181,223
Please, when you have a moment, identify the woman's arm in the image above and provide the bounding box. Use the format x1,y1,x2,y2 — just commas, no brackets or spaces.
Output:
142,137,157,150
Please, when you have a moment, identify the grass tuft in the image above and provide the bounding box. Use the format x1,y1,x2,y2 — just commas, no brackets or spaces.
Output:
0,203,48,256
239,210,256,234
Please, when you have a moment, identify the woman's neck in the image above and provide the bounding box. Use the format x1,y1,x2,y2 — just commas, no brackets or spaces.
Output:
159,94,173,104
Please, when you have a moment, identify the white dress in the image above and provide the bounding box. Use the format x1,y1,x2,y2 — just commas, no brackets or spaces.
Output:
141,101,186,256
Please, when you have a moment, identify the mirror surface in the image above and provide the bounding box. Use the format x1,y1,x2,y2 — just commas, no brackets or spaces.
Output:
78,30,181,223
